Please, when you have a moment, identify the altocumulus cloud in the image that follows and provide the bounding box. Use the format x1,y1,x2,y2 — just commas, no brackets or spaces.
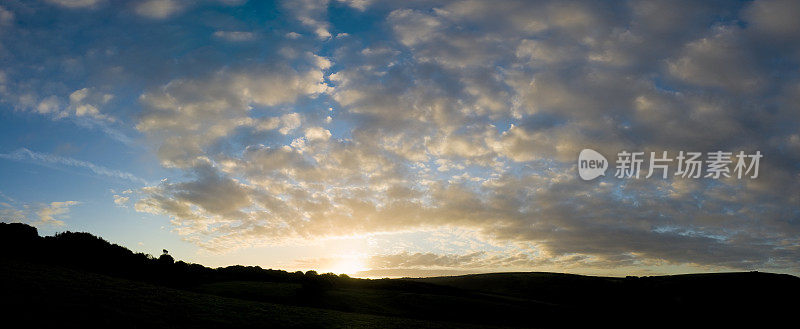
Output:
128,0,800,272
2,0,798,273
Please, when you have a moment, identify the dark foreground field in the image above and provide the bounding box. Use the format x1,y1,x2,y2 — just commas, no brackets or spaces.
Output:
1,260,504,329
1,222,798,328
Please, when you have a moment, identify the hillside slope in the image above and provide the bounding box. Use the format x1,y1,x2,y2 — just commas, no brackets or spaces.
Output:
2,222,798,328
413,271,800,326
0,260,504,329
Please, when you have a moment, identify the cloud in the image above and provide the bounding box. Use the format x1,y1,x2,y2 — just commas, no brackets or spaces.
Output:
46,0,102,9
135,0,184,19
0,55,131,144
743,0,800,39
337,0,371,11
37,201,79,225
667,26,764,93
354,268,476,278
1,83,131,145
283,0,332,39
304,127,331,141
66,88,115,121
113,195,130,207
136,64,330,168
6,0,775,273
368,251,487,269
0,6,13,26
1,199,79,226
0,148,147,184
29,88,114,121
213,31,256,42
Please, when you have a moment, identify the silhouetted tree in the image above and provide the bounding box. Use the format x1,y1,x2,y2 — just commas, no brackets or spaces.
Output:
158,249,174,265
0,223,359,290
0,222,40,258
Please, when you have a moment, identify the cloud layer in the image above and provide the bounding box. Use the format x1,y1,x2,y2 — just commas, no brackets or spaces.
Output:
2,0,799,274
134,0,800,272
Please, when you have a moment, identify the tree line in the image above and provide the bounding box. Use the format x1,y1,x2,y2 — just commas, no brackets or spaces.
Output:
0,222,350,292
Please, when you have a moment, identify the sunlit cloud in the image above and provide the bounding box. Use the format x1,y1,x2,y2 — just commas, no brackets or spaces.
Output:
1,0,799,276
134,0,184,19
0,198,79,227
45,0,103,9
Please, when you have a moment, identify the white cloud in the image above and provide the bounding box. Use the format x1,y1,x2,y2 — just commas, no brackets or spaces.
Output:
213,31,256,41
667,26,764,92
37,201,79,225
0,6,13,25
0,148,147,184
46,0,102,9
388,9,442,47
31,88,115,122
336,0,371,11
36,96,60,115
283,0,331,39
135,0,184,19
743,0,800,38
516,39,580,64
68,88,114,121
137,66,329,168
1,199,79,227
304,127,331,141
113,195,130,206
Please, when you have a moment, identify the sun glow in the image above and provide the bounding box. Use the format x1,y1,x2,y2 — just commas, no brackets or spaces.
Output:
327,254,368,275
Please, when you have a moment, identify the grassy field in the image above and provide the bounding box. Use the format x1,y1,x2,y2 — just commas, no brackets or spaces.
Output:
193,280,558,326
413,271,800,326
3,257,799,328
0,260,512,329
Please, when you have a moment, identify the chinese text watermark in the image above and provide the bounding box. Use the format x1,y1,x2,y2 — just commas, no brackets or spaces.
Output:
578,149,762,181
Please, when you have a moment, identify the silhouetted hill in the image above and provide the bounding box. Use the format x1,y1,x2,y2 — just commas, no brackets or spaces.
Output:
0,222,344,288
413,271,800,304
1,222,798,328
0,260,498,329
412,271,800,325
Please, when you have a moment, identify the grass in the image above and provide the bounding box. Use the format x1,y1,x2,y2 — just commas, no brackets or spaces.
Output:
194,280,557,326
3,259,798,328
0,260,511,329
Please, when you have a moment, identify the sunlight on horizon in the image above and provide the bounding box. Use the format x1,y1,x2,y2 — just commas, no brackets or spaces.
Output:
326,254,369,276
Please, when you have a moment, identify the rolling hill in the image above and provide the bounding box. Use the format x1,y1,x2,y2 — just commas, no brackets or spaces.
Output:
1,222,797,328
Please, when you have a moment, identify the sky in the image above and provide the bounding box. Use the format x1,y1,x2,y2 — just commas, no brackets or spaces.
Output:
0,0,799,278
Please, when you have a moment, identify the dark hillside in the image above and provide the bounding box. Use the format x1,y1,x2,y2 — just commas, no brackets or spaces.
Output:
0,260,499,329
1,222,798,328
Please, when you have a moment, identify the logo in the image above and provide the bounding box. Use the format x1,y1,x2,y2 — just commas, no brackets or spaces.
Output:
578,149,608,181
577,149,762,180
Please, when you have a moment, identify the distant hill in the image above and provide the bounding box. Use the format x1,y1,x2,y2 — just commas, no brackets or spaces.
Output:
413,271,800,321
413,271,800,304
1,222,798,328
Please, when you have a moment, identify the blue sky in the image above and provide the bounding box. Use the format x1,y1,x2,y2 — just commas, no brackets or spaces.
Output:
1,0,799,277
